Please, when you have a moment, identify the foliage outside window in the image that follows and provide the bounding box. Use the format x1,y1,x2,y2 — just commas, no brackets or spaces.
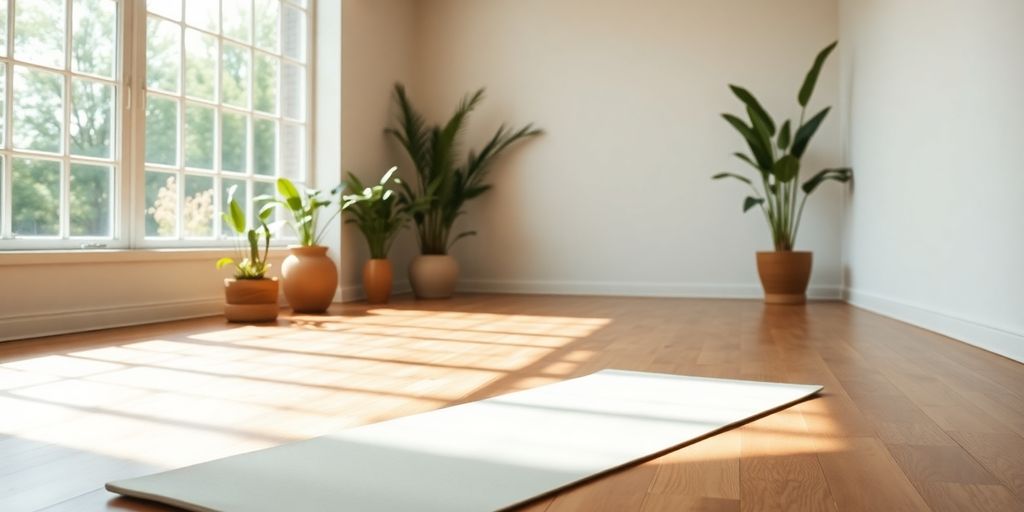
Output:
0,0,312,250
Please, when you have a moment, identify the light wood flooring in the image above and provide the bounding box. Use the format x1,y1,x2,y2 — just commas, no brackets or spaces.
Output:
1,294,1022,511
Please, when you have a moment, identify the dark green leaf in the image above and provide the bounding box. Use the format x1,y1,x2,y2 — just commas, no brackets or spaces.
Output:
772,155,800,183
777,120,791,150
798,41,837,107
791,107,830,158
712,172,752,185
743,196,765,213
730,85,775,135
722,114,772,170
802,167,852,194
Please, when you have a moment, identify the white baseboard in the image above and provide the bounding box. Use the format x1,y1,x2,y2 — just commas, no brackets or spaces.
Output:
845,288,1024,363
0,297,224,343
458,279,843,301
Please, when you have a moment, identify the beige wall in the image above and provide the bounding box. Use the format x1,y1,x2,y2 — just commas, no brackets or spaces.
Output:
339,0,419,299
839,0,1024,362
407,0,845,298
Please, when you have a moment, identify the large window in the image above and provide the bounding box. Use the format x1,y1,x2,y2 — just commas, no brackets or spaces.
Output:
0,0,312,250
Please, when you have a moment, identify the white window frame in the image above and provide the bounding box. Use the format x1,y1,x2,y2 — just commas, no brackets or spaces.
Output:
0,0,315,251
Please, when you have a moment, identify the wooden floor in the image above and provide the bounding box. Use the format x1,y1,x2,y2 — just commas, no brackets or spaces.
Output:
1,294,1022,512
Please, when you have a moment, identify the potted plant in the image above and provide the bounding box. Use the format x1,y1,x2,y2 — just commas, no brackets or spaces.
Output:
386,83,543,299
216,186,279,322
340,167,410,304
712,41,851,304
258,178,341,313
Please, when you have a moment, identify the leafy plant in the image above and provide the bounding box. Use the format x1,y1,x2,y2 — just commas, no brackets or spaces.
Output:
258,178,342,246
340,167,410,259
216,185,273,279
386,83,543,255
713,41,852,251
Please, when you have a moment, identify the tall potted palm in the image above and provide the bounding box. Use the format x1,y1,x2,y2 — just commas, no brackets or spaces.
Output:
258,179,342,313
386,83,542,299
712,41,851,304
341,167,410,304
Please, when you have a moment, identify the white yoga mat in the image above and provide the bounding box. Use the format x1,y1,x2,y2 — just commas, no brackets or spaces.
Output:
107,370,820,512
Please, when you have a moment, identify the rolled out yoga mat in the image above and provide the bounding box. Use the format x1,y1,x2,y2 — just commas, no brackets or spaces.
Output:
107,369,821,512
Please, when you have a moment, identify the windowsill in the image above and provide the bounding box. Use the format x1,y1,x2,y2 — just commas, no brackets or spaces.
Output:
0,247,291,267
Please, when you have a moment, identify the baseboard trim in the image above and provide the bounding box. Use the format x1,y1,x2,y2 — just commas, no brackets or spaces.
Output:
458,279,842,301
0,297,225,343
845,288,1024,363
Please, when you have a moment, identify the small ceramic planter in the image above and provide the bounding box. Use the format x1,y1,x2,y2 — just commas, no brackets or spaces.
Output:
756,251,812,305
281,245,339,313
363,259,394,304
224,278,279,322
409,254,459,299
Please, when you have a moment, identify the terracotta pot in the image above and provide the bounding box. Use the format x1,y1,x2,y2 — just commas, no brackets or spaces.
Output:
409,254,459,299
756,251,812,305
363,259,394,304
281,245,338,313
223,278,279,323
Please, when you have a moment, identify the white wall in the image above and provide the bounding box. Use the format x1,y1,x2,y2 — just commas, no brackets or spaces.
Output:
339,0,418,299
407,0,846,299
839,0,1024,362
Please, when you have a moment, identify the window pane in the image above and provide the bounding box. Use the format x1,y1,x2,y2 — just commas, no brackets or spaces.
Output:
222,178,247,234
70,164,112,237
145,171,177,237
184,28,217,101
222,43,250,108
72,0,117,79
281,62,304,121
145,95,178,166
14,0,66,69
147,0,181,21
280,123,304,182
222,0,252,43
221,112,248,173
254,0,278,53
0,2,8,57
70,79,114,159
147,17,181,93
0,65,5,148
185,103,214,169
281,3,305,62
13,67,64,154
253,118,275,176
253,54,277,114
253,180,275,222
183,174,214,237
12,158,60,236
184,0,217,33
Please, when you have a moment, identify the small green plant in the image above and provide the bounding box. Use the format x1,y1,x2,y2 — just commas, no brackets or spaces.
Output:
259,178,342,246
386,83,543,255
341,167,410,259
713,41,851,251
216,185,273,279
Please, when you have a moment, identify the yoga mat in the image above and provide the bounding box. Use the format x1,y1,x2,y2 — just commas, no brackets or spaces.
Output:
107,369,821,511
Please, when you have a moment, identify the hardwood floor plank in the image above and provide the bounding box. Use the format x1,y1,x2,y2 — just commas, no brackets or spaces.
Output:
815,437,931,512
1,295,1021,511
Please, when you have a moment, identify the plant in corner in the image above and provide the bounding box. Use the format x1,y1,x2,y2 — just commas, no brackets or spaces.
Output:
340,166,410,304
712,41,852,305
258,178,342,314
386,83,543,299
216,186,279,322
